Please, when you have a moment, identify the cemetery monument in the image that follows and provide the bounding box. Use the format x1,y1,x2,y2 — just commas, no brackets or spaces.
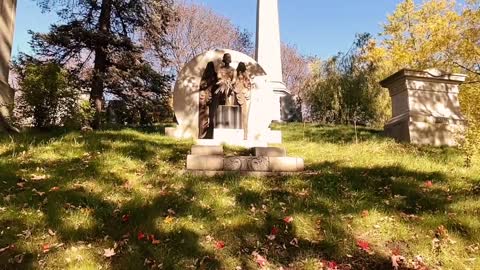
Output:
381,68,467,146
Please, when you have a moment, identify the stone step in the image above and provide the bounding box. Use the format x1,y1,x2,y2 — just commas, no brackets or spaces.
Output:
252,147,286,157
191,145,224,156
187,155,304,172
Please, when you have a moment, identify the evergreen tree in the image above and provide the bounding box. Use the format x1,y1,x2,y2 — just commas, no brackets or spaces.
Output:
31,0,176,128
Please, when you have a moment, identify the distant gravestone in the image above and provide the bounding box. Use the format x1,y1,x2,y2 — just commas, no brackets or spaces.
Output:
380,68,467,146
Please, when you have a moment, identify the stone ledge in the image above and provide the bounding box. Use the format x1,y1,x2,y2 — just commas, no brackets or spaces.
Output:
253,147,286,157
191,145,223,156
185,170,301,177
187,155,304,172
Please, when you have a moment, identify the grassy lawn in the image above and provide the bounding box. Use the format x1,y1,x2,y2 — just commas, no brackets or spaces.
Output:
0,123,479,269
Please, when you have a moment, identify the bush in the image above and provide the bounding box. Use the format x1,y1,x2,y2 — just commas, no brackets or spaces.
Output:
459,83,480,166
14,58,79,129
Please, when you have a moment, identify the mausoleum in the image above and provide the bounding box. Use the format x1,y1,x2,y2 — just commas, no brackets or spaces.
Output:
381,68,467,146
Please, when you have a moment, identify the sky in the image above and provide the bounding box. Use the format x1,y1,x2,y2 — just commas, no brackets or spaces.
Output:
12,0,403,59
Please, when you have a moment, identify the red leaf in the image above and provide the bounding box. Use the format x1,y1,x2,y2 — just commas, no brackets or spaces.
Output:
271,227,280,235
361,210,369,218
322,260,338,269
147,234,155,241
121,214,129,223
215,241,225,249
137,231,145,240
283,216,294,224
357,240,371,252
42,243,50,253
425,181,433,188
253,252,267,267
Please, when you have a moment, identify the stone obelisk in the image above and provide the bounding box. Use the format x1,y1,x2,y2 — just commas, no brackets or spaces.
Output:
0,0,17,130
256,0,289,122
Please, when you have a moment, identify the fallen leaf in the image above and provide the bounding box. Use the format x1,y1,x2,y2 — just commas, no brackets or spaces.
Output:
283,216,294,224
215,241,225,249
16,182,25,188
252,252,267,268
13,254,24,264
42,243,50,253
0,245,13,254
152,239,161,245
164,216,175,224
31,174,48,181
289,238,299,247
266,234,276,241
271,227,280,235
48,229,56,236
167,208,176,216
49,187,60,192
322,260,337,270
424,181,433,188
391,254,406,270
138,231,145,240
357,240,371,252
121,214,129,223
103,248,116,258
361,210,369,218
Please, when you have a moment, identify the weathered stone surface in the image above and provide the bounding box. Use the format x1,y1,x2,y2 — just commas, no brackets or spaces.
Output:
191,145,223,156
380,68,467,146
186,155,224,171
253,147,286,157
187,155,304,172
270,157,304,172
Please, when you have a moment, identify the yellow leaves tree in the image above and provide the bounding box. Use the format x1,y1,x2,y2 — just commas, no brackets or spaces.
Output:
367,0,480,164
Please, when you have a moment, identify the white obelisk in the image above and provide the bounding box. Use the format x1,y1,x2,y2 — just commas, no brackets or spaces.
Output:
256,0,289,122
0,0,17,127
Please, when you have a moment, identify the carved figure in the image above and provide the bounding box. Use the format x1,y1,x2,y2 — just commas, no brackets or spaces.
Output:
215,53,237,106
234,62,252,139
198,62,217,139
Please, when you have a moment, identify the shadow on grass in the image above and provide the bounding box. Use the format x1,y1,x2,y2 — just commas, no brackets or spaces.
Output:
0,126,478,269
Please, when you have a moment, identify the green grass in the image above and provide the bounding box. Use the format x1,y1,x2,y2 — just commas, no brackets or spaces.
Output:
0,123,479,269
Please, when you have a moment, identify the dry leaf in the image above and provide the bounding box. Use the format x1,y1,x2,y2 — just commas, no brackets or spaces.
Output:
283,216,294,224
103,248,116,258
31,174,48,181
0,245,12,254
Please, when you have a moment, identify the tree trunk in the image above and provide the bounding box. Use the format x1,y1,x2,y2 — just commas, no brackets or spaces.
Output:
90,0,112,129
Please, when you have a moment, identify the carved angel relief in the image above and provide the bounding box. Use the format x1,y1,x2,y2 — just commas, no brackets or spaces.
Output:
198,53,253,140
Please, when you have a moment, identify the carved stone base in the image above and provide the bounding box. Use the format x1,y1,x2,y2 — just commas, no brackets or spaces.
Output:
186,145,304,174
187,155,304,172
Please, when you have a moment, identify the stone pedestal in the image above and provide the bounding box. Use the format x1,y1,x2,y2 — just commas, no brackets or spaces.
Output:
215,105,242,129
380,69,467,146
186,145,304,175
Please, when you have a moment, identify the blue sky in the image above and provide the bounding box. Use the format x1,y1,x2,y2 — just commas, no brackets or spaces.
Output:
12,0,403,59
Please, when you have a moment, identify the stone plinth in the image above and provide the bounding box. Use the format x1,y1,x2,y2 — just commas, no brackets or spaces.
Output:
380,69,467,146
187,155,304,173
215,105,241,129
186,145,304,175
191,145,224,156
253,147,286,157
